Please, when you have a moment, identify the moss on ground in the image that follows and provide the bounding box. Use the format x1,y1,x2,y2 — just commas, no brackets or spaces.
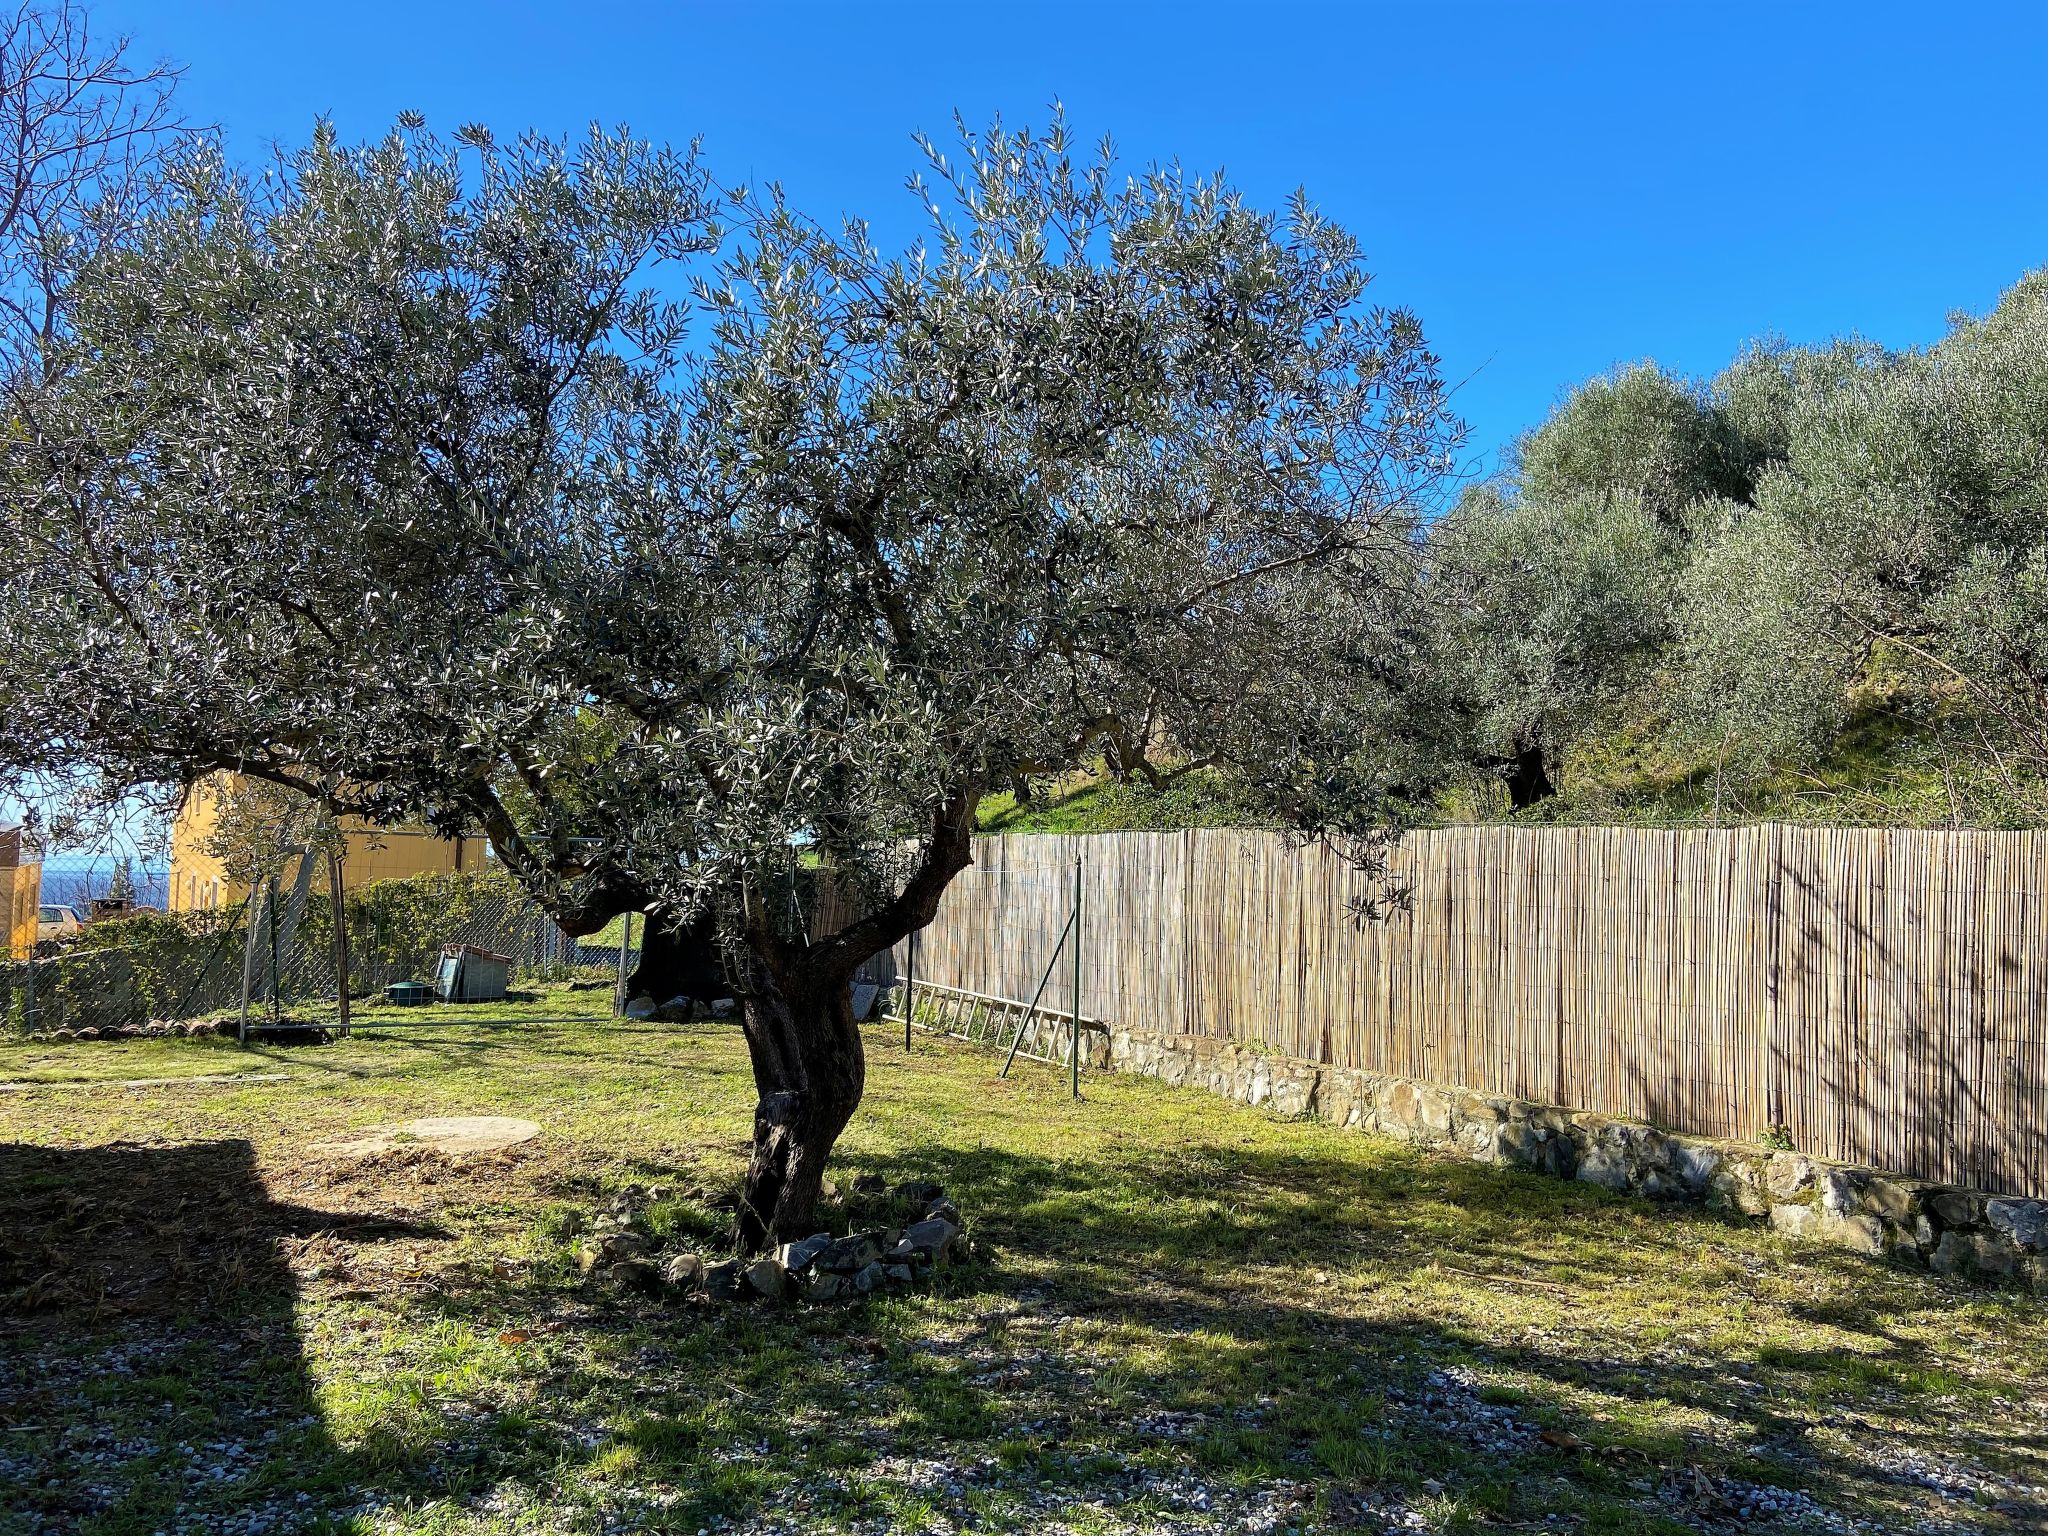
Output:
1,986,2042,1534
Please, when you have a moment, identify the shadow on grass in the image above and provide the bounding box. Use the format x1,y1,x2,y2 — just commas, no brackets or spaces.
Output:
399,1126,2046,1532
5,1096,2042,1533
0,1140,441,1534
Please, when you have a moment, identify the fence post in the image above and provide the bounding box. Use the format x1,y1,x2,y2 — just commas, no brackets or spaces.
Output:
614,912,636,1016
328,850,351,1038
1071,855,1083,1099
237,877,271,1046
905,927,916,1051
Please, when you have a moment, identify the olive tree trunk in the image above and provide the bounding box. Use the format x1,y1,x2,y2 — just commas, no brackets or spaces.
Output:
733,970,866,1251
624,908,728,1010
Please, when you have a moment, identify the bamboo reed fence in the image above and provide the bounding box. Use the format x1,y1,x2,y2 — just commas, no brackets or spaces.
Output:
851,827,2048,1199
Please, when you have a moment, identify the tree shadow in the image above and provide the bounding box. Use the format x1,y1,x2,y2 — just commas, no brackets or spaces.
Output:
0,1140,441,1533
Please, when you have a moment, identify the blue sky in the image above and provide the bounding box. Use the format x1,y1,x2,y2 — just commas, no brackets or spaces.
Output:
96,1,2048,474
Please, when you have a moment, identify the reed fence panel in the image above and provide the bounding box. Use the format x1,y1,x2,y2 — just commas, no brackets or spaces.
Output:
850,827,2048,1198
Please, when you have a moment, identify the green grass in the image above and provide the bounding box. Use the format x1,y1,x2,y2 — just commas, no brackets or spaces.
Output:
977,770,1278,836
2,986,2044,1534
0,1030,257,1084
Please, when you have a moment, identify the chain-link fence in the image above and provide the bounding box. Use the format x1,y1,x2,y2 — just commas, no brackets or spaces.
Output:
0,872,640,1037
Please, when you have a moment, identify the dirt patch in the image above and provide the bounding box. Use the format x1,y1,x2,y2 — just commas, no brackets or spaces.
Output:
313,1114,542,1158
0,1139,441,1318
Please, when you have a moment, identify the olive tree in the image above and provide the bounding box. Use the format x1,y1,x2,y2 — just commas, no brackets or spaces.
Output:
1674,273,2048,796
1429,364,1727,808
2,115,1455,1244
1435,483,1677,807
1512,362,1753,526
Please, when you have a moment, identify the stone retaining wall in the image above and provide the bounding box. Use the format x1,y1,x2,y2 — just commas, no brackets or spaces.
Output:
1105,1025,2048,1290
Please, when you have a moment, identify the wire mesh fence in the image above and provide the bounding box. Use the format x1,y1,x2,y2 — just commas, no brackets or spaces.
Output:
0,874,640,1037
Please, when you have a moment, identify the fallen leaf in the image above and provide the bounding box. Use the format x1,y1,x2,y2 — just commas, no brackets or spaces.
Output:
1539,1429,1586,1451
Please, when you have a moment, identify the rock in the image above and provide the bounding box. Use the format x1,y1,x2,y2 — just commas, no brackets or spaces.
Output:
923,1197,961,1226
702,1258,743,1300
817,1233,884,1272
1575,1144,1631,1192
1818,1211,1886,1256
849,1260,888,1294
743,1256,787,1299
851,1173,887,1196
606,1258,662,1293
1770,1203,1818,1241
891,1180,945,1208
1893,1213,1937,1252
1862,1177,1921,1223
777,1233,834,1274
885,1263,914,1284
1820,1167,1868,1215
1454,1091,1505,1126
653,995,693,1022
1674,1142,1721,1192
1498,1121,1576,1179
901,1216,961,1264
660,1252,705,1293
578,1232,651,1274
1767,1153,1815,1201
1986,1198,2048,1253
623,993,657,1019
1929,1189,1981,1229
801,1269,846,1301
1933,1230,2018,1279
1457,1118,1503,1162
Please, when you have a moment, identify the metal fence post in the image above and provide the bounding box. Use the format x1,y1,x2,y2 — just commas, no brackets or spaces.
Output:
237,879,271,1046
905,927,916,1051
614,912,635,1016
328,850,351,1038
1071,855,1083,1099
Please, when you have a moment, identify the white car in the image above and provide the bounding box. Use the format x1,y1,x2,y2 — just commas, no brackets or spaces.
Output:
37,904,82,941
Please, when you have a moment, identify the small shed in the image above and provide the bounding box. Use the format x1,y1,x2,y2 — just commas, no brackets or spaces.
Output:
436,943,512,1003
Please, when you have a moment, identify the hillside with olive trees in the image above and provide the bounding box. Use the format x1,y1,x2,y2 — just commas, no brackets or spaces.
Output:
988,269,2048,834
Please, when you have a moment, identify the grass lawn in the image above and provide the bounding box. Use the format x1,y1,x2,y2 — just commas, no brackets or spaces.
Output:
2,987,2043,1535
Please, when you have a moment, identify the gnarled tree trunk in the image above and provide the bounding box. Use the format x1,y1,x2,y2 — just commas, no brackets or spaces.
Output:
733,965,866,1250
1504,742,1556,810
625,907,729,1010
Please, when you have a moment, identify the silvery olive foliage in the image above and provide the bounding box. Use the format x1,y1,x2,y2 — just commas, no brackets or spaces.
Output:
1511,362,1755,527
1,117,717,890
1433,363,1747,798
1436,482,1679,789
1676,274,2048,788
2,111,1457,963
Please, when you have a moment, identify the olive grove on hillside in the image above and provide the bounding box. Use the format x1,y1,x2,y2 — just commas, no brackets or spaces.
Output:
1432,278,2048,818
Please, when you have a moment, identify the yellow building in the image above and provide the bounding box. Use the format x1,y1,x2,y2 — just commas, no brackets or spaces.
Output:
168,776,491,913
0,824,40,957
